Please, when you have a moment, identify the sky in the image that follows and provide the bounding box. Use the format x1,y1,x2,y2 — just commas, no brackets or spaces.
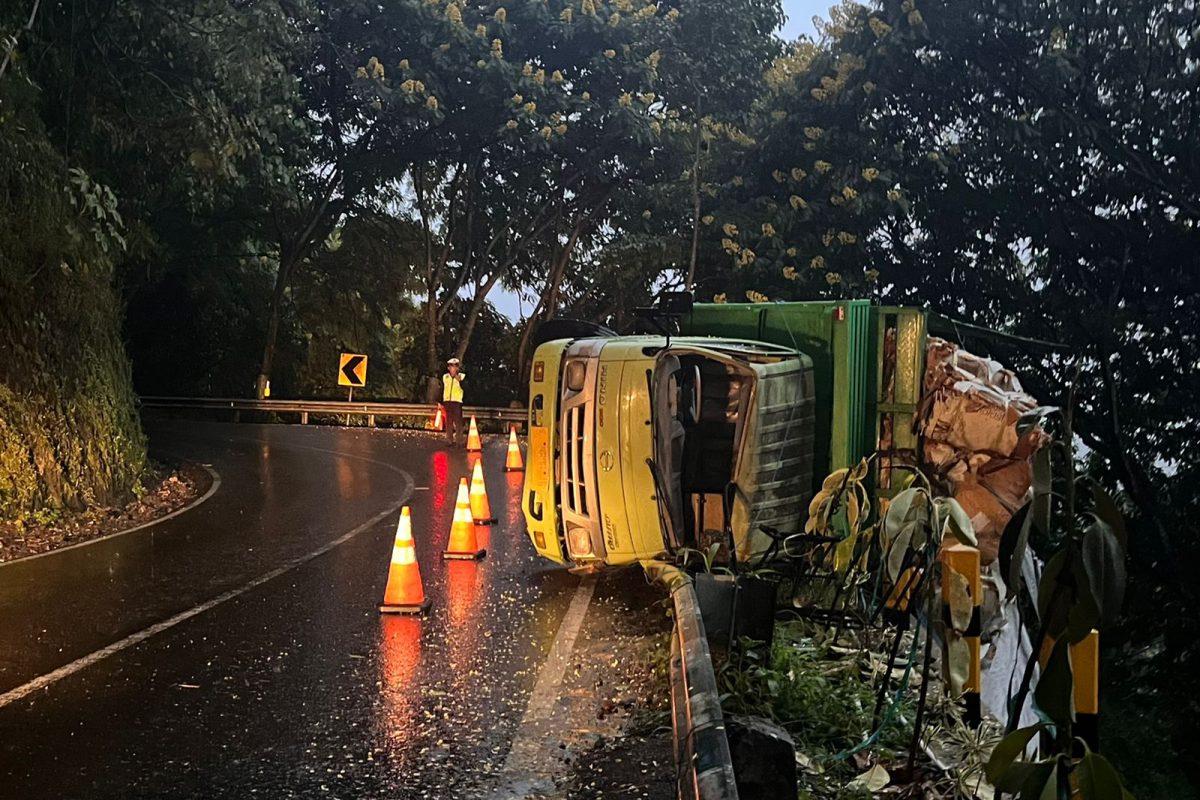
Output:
486,0,829,325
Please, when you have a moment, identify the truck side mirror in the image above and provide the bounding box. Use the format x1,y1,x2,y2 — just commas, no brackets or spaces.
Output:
658,291,694,315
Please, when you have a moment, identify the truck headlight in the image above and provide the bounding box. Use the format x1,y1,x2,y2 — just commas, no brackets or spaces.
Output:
565,360,587,392
566,525,595,558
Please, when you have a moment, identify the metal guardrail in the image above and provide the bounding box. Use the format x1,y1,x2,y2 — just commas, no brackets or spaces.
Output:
670,581,739,800
139,396,527,425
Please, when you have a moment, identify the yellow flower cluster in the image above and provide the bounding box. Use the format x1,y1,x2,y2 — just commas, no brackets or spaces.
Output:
825,272,842,286
773,170,786,183
610,12,621,25
712,293,727,304
495,7,507,22
838,231,857,245
556,123,568,135
804,142,817,151
476,23,488,37
786,246,798,256
399,59,410,69
666,8,680,20
811,88,828,101
804,126,824,140
737,248,756,267
355,66,367,79
722,238,740,254
821,230,835,247
447,4,463,24
702,215,715,225
830,195,844,206
426,95,439,110
642,209,652,219
783,266,798,280
865,268,880,282
863,81,876,94
732,175,744,186
761,223,776,237
491,38,504,57
791,167,806,181
618,92,632,107
842,186,858,200
886,188,902,202
523,101,537,113
789,195,806,210
438,43,451,52
746,290,768,303
535,68,546,84
639,92,655,105
367,57,385,78
771,110,787,121
581,91,592,100
540,126,552,139
862,167,880,181
615,0,632,9
582,0,597,14
908,9,924,26
868,17,892,37
512,93,523,104
810,255,825,269
561,7,573,22
902,0,915,11
522,62,533,76
637,4,657,18
604,49,616,59
815,160,832,174
506,119,518,129
722,223,738,237
649,119,661,135
646,50,662,69
401,79,426,94
552,69,564,83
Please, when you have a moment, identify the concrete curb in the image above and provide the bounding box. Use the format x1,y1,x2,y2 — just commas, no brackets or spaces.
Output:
669,581,739,800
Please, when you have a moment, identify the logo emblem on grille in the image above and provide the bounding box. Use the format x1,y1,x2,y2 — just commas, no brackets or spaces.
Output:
599,450,614,472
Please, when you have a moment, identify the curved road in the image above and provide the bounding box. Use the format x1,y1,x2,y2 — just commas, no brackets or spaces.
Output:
0,420,619,799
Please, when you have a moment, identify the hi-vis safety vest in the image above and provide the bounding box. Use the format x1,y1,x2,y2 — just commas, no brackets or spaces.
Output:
442,372,465,402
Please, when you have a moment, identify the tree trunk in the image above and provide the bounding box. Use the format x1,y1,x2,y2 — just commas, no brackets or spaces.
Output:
685,93,703,292
255,251,295,399
516,219,587,381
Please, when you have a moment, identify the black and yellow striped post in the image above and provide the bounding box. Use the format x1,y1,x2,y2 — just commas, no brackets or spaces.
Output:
1038,630,1100,755
941,543,982,727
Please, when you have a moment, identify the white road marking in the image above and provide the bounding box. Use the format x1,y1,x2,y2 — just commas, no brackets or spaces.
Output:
493,574,597,797
0,492,409,711
0,464,223,569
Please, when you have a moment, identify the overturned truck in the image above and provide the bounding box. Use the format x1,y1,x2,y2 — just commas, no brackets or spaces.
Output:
522,300,1043,571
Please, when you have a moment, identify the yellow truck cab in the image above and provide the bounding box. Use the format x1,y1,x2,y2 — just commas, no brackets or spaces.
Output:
523,335,816,568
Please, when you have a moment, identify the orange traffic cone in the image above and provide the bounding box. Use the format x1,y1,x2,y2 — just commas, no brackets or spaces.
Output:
469,460,496,525
504,427,524,472
379,507,431,615
466,416,482,452
443,478,486,560
430,404,444,432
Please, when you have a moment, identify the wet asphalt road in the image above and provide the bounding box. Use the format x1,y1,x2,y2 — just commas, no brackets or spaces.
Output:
0,420,598,799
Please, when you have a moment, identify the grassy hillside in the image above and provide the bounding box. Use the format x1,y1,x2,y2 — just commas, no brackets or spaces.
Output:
0,87,146,525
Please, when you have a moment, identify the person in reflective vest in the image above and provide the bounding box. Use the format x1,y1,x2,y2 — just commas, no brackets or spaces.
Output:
442,358,466,445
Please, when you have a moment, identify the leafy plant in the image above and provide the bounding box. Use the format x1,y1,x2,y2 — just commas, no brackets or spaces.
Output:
985,403,1133,800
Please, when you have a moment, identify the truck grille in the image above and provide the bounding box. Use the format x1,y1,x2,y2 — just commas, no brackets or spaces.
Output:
559,357,602,557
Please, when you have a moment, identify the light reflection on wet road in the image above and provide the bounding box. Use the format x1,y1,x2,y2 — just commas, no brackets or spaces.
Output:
0,420,585,799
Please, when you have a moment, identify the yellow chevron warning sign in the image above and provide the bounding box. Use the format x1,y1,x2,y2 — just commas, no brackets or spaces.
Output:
338,353,367,387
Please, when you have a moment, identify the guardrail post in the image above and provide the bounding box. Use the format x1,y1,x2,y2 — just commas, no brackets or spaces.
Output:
301,411,308,425
367,414,376,428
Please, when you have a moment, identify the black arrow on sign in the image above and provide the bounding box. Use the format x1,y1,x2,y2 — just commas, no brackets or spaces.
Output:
341,355,365,386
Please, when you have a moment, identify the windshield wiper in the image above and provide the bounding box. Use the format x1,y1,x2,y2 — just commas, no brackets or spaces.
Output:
645,457,679,551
